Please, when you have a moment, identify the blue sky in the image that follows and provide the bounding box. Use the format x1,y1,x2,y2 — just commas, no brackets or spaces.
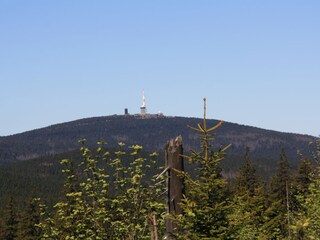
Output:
0,1,319,136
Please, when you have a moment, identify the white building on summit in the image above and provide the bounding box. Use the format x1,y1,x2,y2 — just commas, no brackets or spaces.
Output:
140,90,147,115
124,90,163,118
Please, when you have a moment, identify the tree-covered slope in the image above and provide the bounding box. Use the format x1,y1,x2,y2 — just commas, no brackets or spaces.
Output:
0,115,314,166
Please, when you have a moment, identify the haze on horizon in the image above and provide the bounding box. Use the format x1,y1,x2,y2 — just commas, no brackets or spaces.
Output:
1,1,319,137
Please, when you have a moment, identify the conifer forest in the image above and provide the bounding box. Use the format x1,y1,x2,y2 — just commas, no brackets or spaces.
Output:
0,103,319,240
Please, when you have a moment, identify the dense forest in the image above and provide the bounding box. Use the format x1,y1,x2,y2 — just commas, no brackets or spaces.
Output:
0,115,314,166
0,109,319,239
0,115,315,181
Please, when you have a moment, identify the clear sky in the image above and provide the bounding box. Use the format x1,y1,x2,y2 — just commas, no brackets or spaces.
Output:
1,1,319,137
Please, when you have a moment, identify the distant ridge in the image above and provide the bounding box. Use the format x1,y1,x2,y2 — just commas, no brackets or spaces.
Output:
0,115,315,174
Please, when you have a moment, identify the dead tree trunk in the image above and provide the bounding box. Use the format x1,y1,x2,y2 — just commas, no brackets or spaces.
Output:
149,213,158,240
164,136,184,239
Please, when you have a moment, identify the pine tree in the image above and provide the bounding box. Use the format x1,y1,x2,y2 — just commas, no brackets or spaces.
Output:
172,98,231,239
4,197,19,240
290,167,320,239
290,138,320,239
291,157,313,213
0,217,5,239
18,198,41,240
271,148,292,205
294,157,313,195
236,147,260,196
263,148,292,239
228,147,267,239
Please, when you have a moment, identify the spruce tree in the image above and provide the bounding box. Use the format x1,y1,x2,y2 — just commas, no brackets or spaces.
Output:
0,217,5,239
4,197,19,240
290,138,320,239
236,147,260,196
18,198,41,240
264,148,292,239
294,157,313,195
271,148,292,205
172,98,231,239
228,147,267,239
291,157,313,213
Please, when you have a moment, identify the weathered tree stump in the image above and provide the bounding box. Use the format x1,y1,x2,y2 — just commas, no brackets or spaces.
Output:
164,135,184,239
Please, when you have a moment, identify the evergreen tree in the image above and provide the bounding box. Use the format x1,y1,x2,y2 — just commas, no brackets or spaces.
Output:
236,147,260,196
290,167,320,239
294,157,313,195
263,148,292,239
0,217,5,239
290,138,320,239
271,148,292,205
228,147,267,239
4,197,19,240
291,157,313,213
287,157,313,239
300,169,320,238
18,198,41,240
172,98,231,239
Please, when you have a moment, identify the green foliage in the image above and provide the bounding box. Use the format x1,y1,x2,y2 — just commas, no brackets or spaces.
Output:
228,188,267,240
290,171,320,239
271,149,292,205
37,140,166,239
0,217,5,239
263,149,292,239
18,198,42,240
228,147,266,239
0,115,313,181
4,197,19,240
290,138,320,239
294,158,313,196
171,98,231,239
1,103,319,239
235,147,261,196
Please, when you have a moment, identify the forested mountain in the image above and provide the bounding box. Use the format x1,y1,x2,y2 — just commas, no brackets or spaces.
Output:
0,115,319,239
0,115,318,239
0,115,314,170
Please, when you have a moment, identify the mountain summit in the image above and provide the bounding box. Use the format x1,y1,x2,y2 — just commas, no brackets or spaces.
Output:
0,115,314,173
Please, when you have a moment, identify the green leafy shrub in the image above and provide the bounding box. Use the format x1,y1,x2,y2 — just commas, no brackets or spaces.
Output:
37,140,166,240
